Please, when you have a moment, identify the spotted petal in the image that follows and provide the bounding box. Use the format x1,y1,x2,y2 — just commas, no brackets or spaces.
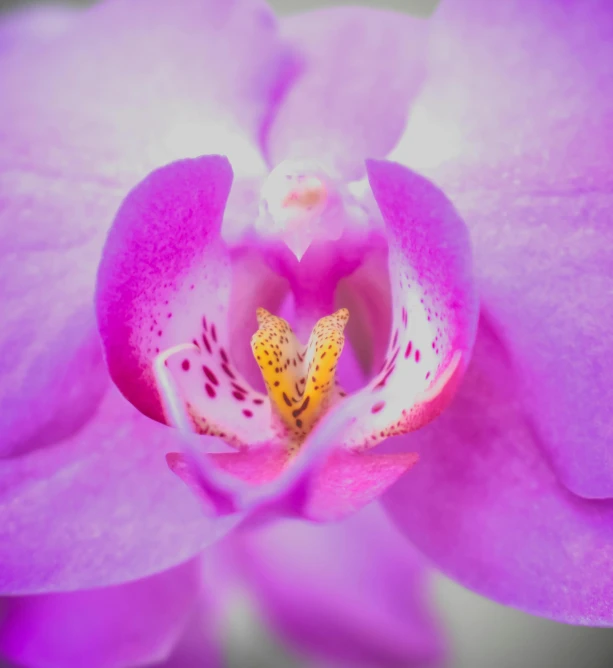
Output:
331,160,478,451
166,330,420,522
382,318,613,625
391,0,613,498
96,156,275,447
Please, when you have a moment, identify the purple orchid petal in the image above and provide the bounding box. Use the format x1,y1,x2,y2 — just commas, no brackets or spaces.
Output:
1,0,292,456
382,318,613,625
337,249,393,377
0,387,240,594
393,0,613,498
228,503,444,667
265,6,428,180
226,248,289,392
0,558,202,668
96,156,275,445
169,445,418,522
328,160,478,450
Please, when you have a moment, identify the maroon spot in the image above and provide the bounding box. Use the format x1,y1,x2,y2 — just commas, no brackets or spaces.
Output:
296,419,303,428
415,349,421,362
167,313,172,319
192,338,200,350
220,348,229,364
292,396,310,418
157,330,163,337
205,383,216,398
202,366,219,386
181,359,190,371
222,363,236,379
202,333,212,354
321,352,327,359
231,382,248,394
425,371,431,380
243,409,253,418
404,341,413,359
211,324,217,343
233,391,246,401
253,398,264,405
371,401,385,414
386,348,400,370
282,392,292,407
375,367,394,390
392,329,399,348
202,316,208,331
274,381,280,387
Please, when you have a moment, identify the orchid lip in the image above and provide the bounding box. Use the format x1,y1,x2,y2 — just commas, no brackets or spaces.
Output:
152,306,352,454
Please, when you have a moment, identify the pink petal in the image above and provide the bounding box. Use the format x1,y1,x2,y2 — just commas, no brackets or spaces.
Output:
96,156,274,445
0,387,239,594
382,318,613,625
228,503,444,666
0,0,292,456
266,7,428,180
395,0,613,498
0,558,202,668
169,446,418,522
330,160,478,450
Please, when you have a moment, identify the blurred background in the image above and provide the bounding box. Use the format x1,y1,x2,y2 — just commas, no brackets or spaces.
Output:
1,0,612,666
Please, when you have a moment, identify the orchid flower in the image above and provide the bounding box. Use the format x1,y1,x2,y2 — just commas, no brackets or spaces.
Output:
0,0,612,665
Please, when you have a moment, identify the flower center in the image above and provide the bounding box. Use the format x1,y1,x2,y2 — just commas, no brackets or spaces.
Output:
256,160,348,261
251,307,349,451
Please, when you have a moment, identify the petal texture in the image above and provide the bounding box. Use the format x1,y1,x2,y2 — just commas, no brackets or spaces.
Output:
0,558,201,668
170,445,418,522
332,160,478,450
0,0,291,456
229,503,444,667
96,156,274,445
0,387,239,594
382,317,613,625
266,7,428,180
393,0,613,497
